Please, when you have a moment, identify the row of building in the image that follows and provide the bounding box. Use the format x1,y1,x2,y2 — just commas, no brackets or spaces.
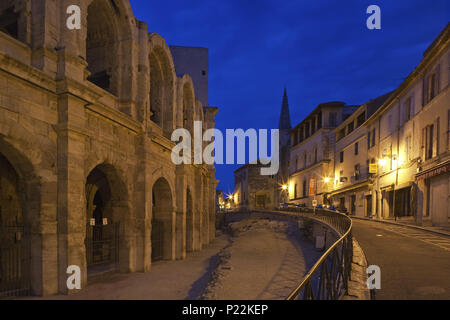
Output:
234,23,449,227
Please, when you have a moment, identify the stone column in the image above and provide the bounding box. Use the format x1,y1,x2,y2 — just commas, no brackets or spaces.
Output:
175,167,187,260
56,93,87,294
202,173,210,247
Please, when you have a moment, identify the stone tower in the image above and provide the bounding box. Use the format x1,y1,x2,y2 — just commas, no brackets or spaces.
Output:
277,88,292,205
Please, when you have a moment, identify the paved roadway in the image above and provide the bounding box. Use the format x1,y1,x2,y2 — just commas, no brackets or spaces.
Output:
352,220,450,300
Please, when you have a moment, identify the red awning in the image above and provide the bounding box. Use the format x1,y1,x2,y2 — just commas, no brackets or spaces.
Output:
416,161,450,181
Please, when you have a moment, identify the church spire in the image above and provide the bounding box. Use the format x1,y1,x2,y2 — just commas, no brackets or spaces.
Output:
279,87,292,130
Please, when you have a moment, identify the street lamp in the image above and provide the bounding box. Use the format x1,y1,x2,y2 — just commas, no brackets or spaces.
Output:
379,158,387,167
282,185,288,191
324,177,330,183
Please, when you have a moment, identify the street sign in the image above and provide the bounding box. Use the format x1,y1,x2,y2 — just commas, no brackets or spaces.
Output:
369,163,378,174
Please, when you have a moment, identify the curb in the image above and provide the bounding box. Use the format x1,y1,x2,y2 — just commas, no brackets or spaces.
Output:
351,216,450,238
342,239,370,300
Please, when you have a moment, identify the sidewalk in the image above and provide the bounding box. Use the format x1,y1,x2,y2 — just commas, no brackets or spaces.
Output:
33,233,230,300
352,216,450,237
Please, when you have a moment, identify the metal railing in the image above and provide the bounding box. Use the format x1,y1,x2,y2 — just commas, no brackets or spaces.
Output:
280,208,353,300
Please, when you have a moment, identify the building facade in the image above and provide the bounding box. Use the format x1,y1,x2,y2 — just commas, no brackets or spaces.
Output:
0,0,217,297
286,24,449,228
233,163,279,211
288,102,357,207
330,93,390,216
366,24,450,226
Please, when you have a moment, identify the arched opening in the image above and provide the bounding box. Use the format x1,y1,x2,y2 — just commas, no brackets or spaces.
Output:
86,0,119,95
149,47,174,132
0,1,28,44
0,152,30,297
186,189,194,253
151,178,174,262
183,83,195,134
85,165,125,277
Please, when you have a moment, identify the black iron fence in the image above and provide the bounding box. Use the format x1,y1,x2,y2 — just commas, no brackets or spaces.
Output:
85,222,120,272
280,208,353,300
0,224,31,298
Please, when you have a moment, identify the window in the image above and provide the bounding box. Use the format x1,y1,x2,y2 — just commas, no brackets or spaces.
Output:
318,112,322,129
338,128,346,141
357,112,366,127
329,112,337,127
405,96,413,122
406,135,412,162
423,65,440,106
339,170,346,183
305,122,310,138
388,114,393,134
371,129,376,148
348,122,354,134
423,125,434,160
340,151,344,163
0,7,20,40
303,153,307,168
429,73,436,101
302,180,307,197
355,142,359,155
354,164,361,181
295,157,299,171
294,184,298,199
202,70,207,76
314,147,318,163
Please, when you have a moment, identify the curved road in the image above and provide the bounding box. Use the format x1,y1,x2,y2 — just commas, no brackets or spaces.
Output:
352,220,450,300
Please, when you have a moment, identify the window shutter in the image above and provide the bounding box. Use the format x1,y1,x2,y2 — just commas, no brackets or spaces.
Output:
434,117,440,157
421,127,426,160
410,95,415,117
436,64,441,94
422,77,427,107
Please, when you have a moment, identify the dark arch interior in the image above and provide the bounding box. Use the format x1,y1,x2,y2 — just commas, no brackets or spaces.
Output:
85,166,118,275
0,152,30,297
150,51,164,126
0,6,19,40
86,0,118,94
183,83,194,133
149,47,173,132
151,178,173,262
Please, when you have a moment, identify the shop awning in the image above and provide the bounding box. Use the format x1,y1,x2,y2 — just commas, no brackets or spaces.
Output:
416,161,450,181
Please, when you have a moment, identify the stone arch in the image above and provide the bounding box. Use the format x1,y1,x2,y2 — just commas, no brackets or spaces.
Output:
195,99,204,123
0,0,30,45
177,75,195,134
148,33,176,134
151,177,175,261
85,0,136,97
85,162,131,275
0,138,41,296
185,187,194,253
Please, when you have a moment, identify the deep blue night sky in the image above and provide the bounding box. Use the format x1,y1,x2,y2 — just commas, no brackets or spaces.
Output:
129,0,449,193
